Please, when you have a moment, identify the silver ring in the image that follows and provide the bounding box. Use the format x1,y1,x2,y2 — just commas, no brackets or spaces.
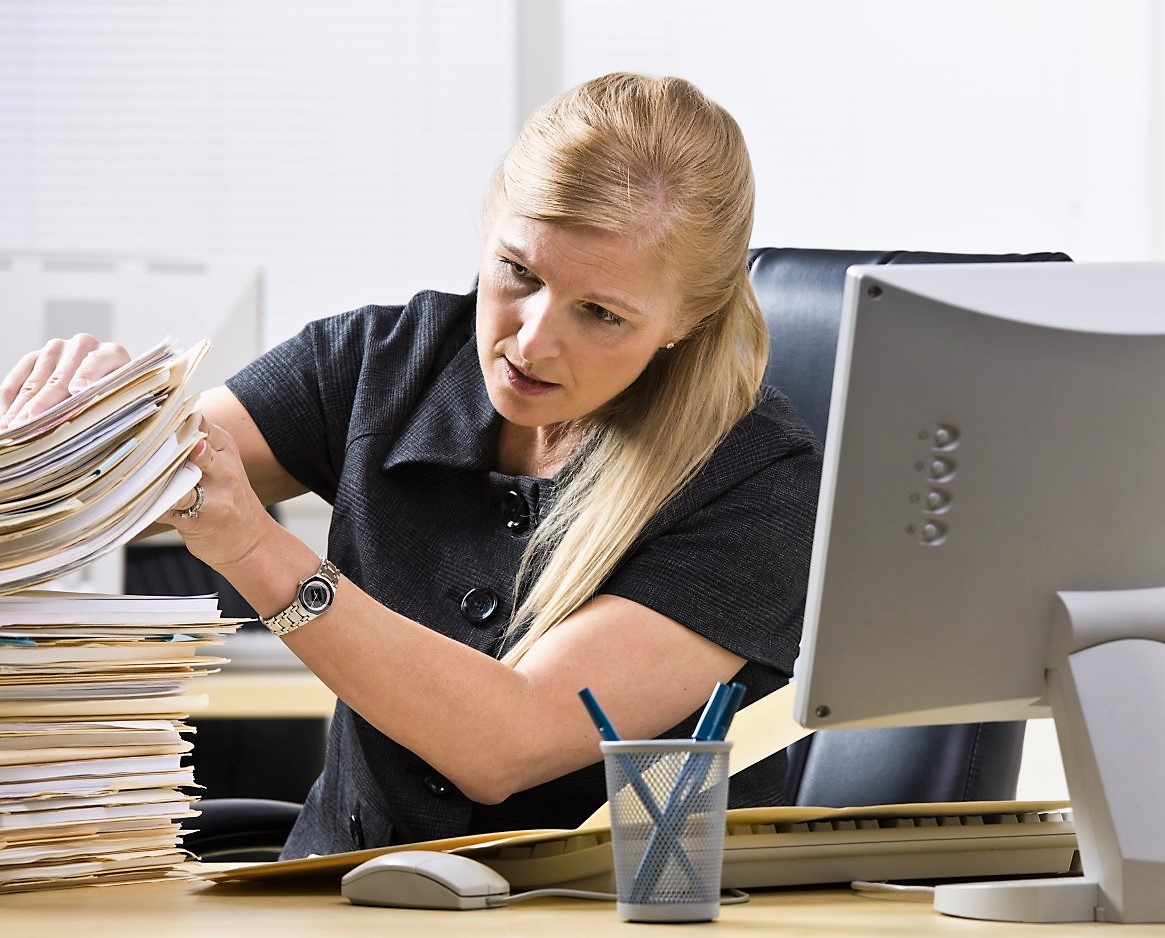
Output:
178,482,205,520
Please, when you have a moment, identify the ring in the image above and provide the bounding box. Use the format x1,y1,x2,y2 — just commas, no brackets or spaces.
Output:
178,483,205,520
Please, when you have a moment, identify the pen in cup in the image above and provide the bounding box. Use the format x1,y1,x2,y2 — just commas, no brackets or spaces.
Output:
578,687,703,889
628,680,746,902
692,681,732,740
578,686,621,743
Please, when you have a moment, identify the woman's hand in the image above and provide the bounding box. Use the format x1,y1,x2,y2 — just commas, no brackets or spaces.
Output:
0,334,130,431
165,417,279,571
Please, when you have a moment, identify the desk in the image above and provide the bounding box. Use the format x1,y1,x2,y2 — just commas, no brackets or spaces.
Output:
1,868,1158,936
197,670,336,719
190,671,333,802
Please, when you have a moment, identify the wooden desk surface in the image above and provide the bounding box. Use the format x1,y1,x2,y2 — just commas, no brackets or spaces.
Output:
1,867,1157,936
196,670,336,719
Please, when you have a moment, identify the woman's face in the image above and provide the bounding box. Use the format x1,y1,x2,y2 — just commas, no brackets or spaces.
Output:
476,210,683,431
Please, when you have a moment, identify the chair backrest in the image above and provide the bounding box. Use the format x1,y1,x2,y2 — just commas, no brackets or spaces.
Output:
749,247,1072,441
748,246,1071,807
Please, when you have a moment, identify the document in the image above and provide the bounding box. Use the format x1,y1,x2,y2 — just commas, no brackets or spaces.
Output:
0,339,209,593
0,338,243,892
0,591,230,890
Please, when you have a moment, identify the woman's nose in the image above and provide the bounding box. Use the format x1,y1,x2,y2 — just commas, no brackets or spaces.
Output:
516,295,562,361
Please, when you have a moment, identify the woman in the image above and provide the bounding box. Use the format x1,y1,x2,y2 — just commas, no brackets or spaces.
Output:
0,73,821,856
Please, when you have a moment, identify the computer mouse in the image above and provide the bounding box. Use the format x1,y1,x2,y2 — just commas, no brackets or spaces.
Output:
341,849,511,911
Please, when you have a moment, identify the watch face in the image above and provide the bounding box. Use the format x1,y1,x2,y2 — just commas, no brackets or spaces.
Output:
299,574,336,615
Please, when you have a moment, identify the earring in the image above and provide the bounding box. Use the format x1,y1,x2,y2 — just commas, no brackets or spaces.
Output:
665,342,675,350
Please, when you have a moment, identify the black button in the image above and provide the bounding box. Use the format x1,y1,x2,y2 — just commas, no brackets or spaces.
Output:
460,587,498,624
502,489,530,533
423,773,453,798
349,811,365,849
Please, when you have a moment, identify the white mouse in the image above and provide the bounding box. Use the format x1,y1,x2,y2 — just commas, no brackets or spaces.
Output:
341,849,511,911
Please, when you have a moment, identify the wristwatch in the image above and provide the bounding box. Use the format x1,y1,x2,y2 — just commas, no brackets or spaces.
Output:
262,557,341,636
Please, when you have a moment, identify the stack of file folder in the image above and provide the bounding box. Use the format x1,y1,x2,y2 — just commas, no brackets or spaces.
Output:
0,339,208,590
0,339,243,891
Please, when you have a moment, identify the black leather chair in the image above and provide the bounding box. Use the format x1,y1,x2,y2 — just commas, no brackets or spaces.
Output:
183,798,303,862
748,246,1071,807
749,247,1071,442
181,245,1071,860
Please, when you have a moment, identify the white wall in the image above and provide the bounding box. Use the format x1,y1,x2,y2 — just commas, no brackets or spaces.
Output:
3,0,1160,346
0,0,517,350
552,0,1160,264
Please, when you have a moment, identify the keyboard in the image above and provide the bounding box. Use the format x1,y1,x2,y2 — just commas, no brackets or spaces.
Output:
461,805,1078,892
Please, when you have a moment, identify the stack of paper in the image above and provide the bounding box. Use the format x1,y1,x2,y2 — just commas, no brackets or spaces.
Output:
0,593,240,891
0,339,209,592
0,339,244,890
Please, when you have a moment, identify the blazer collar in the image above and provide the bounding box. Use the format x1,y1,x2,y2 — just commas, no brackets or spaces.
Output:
381,336,501,473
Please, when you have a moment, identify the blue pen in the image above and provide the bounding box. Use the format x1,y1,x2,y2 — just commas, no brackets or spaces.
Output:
578,687,621,742
628,681,745,902
578,688,703,891
693,681,732,741
669,681,745,818
667,682,745,824
711,682,747,741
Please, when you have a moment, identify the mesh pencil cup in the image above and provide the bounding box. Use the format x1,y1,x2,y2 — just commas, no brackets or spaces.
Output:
600,739,732,923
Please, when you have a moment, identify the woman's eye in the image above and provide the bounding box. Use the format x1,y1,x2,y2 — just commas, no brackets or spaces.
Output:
586,303,623,326
502,258,533,279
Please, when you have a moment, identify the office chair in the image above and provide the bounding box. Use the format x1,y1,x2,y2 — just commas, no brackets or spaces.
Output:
748,246,1071,807
183,798,304,862
181,245,1071,860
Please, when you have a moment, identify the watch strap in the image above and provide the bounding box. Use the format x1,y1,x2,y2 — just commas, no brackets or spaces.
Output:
262,557,340,637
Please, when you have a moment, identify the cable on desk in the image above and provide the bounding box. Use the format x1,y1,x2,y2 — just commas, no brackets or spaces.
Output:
488,888,615,906
486,887,751,907
850,880,935,901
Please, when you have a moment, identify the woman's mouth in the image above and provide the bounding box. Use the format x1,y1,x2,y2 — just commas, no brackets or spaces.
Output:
504,358,559,395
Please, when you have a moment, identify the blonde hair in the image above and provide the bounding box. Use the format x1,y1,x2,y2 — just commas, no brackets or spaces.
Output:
494,73,769,663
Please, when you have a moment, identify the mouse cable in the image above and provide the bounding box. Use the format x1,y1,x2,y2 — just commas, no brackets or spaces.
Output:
849,880,935,901
485,887,750,908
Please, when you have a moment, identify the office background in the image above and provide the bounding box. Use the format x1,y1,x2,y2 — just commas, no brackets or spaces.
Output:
3,0,1159,803
3,0,1160,346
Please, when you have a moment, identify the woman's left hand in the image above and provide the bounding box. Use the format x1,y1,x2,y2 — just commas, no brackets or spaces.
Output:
166,417,276,570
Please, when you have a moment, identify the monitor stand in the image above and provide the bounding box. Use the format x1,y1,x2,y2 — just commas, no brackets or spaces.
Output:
936,587,1165,923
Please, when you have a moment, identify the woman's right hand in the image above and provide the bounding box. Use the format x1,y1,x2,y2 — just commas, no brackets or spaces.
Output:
0,334,131,431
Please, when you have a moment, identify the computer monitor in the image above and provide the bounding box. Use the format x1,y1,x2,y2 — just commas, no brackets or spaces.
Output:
0,251,264,591
0,250,316,670
0,251,263,394
793,261,1165,924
